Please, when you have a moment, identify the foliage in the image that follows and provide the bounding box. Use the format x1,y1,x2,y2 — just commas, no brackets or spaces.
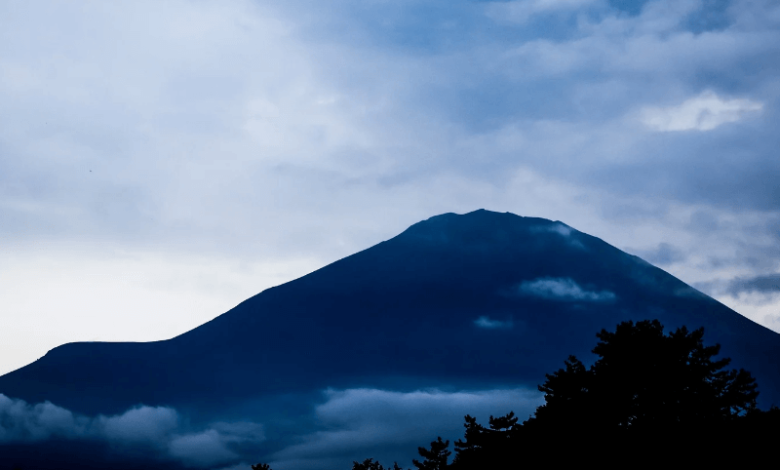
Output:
412,437,450,470
527,319,759,433
352,458,407,470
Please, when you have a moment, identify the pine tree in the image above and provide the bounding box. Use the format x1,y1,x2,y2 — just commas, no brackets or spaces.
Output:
412,437,451,470
528,319,759,435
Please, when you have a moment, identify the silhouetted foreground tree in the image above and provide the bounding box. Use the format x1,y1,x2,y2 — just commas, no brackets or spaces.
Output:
351,458,407,470
530,319,759,431
253,320,780,469
450,319,778,468
412,437,450,470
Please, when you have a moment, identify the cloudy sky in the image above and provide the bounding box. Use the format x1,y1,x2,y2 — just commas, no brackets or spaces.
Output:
1,0,779,376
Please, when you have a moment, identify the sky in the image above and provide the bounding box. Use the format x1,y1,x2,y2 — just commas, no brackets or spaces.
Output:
1,0,779,379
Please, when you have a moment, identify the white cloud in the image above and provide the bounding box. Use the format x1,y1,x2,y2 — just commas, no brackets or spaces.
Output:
517,277,616,301
548,222,573,237
640,91,763,132
474,315,514,329
528,222,586,249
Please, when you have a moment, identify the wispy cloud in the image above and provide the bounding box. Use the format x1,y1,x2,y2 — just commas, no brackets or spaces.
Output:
629,242,686,267
517,277,616,302
474,315,514,329
485,0,601,25
640,91,763,132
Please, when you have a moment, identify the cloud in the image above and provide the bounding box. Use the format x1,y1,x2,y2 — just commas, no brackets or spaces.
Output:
474,315,514,329
0,394,265,468
168,430,239,468
548,222,573,237
96,405,179,446
725,273,780,298
640,91,763,132
517,277,616,302
485,0,601,24
529,222,586,249
630,242,686,267
0,393,89,442
2,0,780,380
268,387,543,470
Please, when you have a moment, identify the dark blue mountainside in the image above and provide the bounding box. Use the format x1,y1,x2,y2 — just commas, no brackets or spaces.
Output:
3,210,780,410
1,210,780,468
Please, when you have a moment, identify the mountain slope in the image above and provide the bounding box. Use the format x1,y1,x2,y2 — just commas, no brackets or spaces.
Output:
2,209,779,418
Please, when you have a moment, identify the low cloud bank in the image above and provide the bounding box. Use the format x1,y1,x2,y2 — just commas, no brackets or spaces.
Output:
268,387,543,470
1,387,545,470
517,277,616,302
0,394,264,468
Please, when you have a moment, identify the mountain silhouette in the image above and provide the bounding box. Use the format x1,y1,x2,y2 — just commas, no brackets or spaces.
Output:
2,209,779,419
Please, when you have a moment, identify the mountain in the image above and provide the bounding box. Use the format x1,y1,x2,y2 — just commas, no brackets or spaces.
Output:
2,209,779,468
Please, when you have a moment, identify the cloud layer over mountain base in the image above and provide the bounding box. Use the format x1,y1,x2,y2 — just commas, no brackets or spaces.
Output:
0,387,543,470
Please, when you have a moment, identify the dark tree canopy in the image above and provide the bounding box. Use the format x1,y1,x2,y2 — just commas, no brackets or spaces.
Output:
352,458,406,470
448,319,773,468
412,437,450,470
527,319,759,433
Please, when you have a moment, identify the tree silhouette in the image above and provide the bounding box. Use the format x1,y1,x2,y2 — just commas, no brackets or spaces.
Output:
526,319,759,435
451,412,519,469
412,437,450,470
352,458,407,470
447,319,770,467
